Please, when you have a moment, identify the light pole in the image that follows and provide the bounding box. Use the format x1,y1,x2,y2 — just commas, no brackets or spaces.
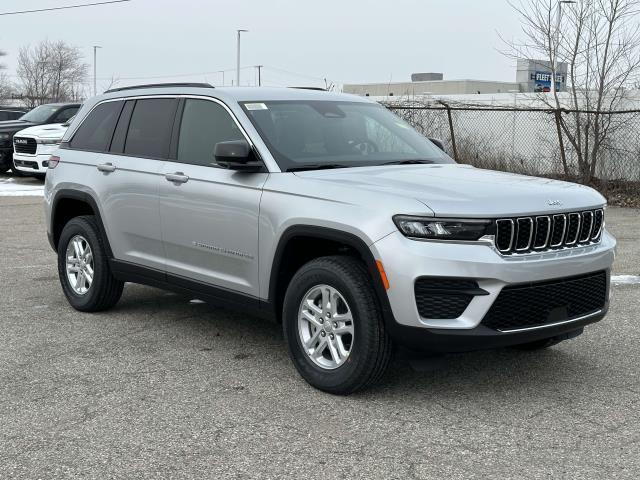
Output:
255,65,263,86
236,29,248,86
552,1,575,93
93,45,102,96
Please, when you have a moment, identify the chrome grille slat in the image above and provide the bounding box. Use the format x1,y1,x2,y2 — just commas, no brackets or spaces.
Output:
515,217,534,251
494,209,604,255
533,216,551,250
565,213,581,245
550,214,567,247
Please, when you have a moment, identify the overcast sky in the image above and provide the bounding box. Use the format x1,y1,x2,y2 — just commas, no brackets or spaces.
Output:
0,0,525,90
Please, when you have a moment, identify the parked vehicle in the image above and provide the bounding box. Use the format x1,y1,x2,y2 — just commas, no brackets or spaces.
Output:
44,84,615,394
13,121,72,178
0,103,80,174
0,107,28,121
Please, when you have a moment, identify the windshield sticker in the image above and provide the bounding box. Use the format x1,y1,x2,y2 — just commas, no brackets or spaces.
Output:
245,103,268,111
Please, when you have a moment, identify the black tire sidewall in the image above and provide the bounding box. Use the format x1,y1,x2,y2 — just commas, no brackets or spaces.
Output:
57,217,110,311
283,259,382,393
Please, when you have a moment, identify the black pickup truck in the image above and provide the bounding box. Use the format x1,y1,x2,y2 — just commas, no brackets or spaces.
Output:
0,103,80,173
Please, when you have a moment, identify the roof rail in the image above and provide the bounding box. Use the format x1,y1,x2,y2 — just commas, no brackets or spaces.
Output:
105,82,214,93
289,86,327,92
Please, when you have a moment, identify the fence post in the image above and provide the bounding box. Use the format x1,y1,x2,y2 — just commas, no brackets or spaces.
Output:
554,109,569,177
442,102,459,162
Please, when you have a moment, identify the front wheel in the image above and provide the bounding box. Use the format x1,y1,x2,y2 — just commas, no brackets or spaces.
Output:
57,215,124,312
283,255,392,395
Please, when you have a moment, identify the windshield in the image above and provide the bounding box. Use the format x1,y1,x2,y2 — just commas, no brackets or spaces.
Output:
241,100,454,171
20,105,58,123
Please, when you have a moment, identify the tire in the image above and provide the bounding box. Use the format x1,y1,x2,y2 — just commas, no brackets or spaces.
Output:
283,255,393,395
57,215,124,312
10,164,25,177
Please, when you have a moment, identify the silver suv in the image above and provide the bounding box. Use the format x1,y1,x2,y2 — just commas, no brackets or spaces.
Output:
45,84,615,394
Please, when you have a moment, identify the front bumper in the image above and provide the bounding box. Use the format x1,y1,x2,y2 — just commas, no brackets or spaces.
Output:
13,152,50,173
371,229,615,350
13,142,58,173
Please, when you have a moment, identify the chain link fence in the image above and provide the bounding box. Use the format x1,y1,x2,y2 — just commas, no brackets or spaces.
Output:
385,101,640,206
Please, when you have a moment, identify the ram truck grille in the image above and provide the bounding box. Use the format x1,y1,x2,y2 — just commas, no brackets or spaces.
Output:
14,137,37,155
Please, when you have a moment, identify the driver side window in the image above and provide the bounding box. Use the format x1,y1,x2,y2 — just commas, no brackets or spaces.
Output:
177,99,244,167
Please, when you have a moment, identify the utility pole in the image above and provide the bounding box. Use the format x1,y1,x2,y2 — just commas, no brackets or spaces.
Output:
552,1,575,93
255,65,263,86
236,29,248,86
93,45,102,96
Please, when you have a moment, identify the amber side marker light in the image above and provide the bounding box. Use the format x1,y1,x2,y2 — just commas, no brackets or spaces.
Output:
376,260,390,290
48,155,61,168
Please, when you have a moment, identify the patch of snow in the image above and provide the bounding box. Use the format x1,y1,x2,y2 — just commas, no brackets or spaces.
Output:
611,275,640,285
0,179,44,196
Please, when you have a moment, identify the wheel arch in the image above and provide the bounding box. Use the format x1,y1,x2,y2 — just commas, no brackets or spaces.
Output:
268,225,394,325
51,189,113,257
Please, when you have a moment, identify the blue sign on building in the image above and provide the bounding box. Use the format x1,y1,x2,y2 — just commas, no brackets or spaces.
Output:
531,71,565,92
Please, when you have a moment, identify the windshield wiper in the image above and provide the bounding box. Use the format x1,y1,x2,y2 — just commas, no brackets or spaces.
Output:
382,159,435,165
287,163,350,172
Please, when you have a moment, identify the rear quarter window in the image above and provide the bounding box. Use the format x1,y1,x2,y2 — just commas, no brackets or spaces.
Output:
70,101,124,152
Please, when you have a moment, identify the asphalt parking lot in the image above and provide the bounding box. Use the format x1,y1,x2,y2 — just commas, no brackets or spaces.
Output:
1,176,639,479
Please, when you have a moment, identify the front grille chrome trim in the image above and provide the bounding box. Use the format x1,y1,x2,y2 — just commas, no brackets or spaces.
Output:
533,216,551,250
494,209,603,255
515,217,534,251
579,211,594,242
565,213,581,245
496,219,514,253
550,214,567,248
497,309,603,333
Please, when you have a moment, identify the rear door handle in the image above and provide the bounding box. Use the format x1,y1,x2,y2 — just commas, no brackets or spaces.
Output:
97,162,116,173
165,172,189,184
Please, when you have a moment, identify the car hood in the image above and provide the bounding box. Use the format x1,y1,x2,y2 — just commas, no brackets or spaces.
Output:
0,120,35,132
293,164,606,217
15,123,67,139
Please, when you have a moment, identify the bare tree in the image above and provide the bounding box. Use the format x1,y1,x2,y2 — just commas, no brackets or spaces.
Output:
17,40,88,108
504,0,640,183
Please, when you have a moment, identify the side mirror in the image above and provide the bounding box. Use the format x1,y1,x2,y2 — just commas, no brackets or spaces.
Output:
214,140,263,171
429,138,445,151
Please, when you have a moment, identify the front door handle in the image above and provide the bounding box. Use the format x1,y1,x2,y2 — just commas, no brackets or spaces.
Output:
97,162,116,173
165,172,189,184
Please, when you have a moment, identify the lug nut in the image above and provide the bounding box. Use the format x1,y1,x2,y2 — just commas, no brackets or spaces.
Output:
321,331,326,337
330,334,335,340
333,322,338,328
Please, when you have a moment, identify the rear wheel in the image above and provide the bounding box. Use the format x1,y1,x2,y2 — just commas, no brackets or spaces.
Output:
57,216,124,312
283,255,392,395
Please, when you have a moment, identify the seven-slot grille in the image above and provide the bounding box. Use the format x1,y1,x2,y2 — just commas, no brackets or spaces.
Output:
495,209,603,254
13,137,37,155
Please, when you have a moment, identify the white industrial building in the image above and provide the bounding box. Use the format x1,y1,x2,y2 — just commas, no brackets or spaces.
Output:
343,59,568,96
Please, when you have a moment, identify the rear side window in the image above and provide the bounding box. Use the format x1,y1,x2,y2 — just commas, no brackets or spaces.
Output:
124,99,177,158
176,99,244,166
70,101,123,152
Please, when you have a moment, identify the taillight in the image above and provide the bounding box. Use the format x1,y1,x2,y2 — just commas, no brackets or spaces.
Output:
48,155,60,169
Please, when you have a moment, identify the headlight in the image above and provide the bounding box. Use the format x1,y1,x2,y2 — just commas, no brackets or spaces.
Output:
393,215,493,241
37,138,61,145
